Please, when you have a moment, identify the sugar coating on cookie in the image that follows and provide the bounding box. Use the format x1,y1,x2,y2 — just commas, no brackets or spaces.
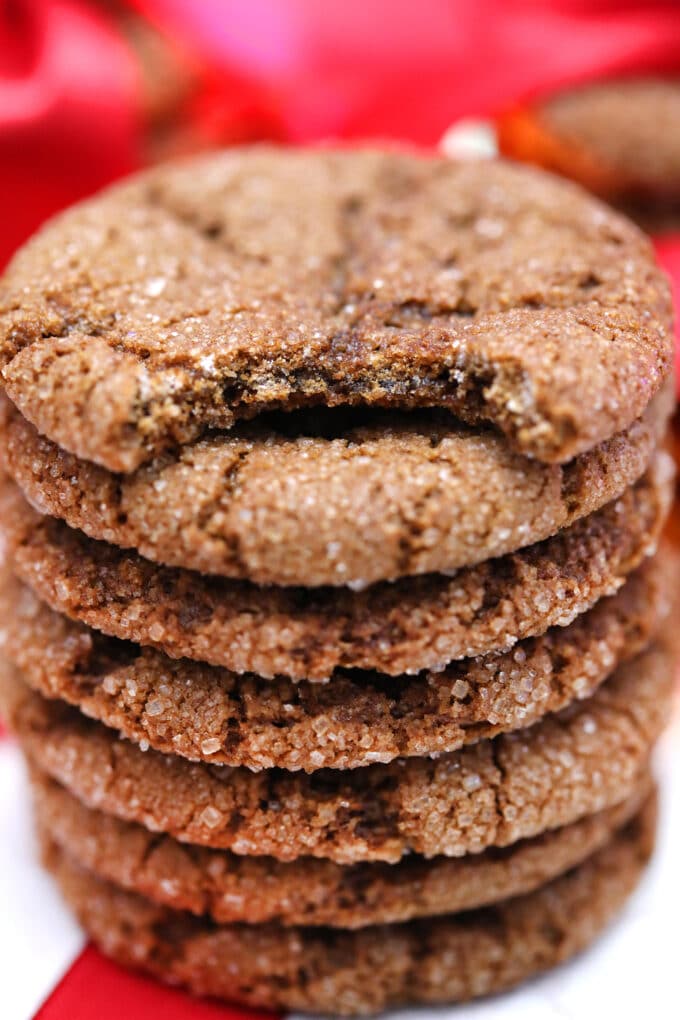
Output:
43,800,656,1014
0,380,671,586
0,141,674,1019
0,460,671,678
32,767,652,928
1,561,666,770
2,644,671,863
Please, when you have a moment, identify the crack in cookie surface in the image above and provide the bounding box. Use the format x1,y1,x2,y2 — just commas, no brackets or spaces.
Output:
0,459,671,678
2,645,670,863
0,380,672,586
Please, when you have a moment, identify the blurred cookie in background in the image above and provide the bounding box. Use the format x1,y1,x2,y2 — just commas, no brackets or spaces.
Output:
498,78,680,231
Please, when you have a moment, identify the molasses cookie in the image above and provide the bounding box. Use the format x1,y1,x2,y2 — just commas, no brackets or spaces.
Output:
0,459,671,678
0,380,671,586
42,798,656,1014
499,79,680,210
2,644,670,863
32,766,652,928
1,561,666,770
0,150,671,471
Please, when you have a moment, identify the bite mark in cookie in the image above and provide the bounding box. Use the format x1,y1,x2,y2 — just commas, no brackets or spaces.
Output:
0,150,672,471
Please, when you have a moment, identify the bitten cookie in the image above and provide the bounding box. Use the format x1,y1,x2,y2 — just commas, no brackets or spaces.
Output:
0,150,672,471
0,459,671,679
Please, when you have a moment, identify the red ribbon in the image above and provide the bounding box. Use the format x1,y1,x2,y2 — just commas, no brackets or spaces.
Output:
0,1,141,266
34,945,277,1020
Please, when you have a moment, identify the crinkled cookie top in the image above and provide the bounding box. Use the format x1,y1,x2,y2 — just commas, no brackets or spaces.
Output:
0,147,672,471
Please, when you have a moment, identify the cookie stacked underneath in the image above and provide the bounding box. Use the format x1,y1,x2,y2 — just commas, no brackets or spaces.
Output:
0,149,676,1014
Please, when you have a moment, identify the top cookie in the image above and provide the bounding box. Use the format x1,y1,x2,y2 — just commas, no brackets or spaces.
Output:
0,148,671,472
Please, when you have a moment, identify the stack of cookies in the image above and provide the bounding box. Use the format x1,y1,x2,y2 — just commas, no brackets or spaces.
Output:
0,149,676,1015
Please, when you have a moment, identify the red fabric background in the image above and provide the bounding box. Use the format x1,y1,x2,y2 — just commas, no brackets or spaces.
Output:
0,1,140,265
133,0,680,140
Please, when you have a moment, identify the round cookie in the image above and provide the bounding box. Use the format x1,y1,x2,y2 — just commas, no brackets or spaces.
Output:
32,767,652,929
0,150,672,473
498,79,680,207
42,801,656,1015
0,460,671,679
2,644,670,863
1,561,666,771
0,381,671,587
